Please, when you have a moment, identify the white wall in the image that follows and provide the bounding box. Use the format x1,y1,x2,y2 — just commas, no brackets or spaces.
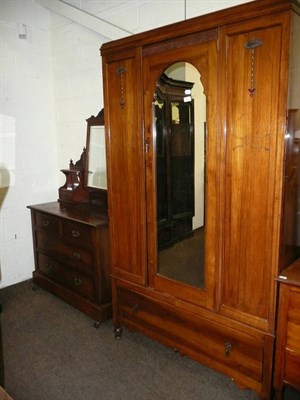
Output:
0,0,253,288
51,13,108,177
0,0,58,287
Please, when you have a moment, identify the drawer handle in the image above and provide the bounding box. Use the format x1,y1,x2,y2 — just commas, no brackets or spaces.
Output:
73,252,81,260
71,229,80,238
45,263,52,271
74,277,82,286
224,342,232,356
43,220,50,227
132,304,139,314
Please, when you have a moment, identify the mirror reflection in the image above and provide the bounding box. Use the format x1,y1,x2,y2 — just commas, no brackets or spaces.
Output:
87,126,107,189
155,62,206,289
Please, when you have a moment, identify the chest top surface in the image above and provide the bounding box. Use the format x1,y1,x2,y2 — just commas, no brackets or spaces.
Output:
277,258,300,287
27,201,108,228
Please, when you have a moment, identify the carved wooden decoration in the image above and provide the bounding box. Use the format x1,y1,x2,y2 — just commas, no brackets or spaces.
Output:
244,38,263,96
117,66,127,108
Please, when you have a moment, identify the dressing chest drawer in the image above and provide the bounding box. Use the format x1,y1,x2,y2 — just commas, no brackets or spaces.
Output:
37,253,95,301
28,201,111,325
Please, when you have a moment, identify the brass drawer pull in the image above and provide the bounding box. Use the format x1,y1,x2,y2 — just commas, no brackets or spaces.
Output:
224,341,232,356
74,277,82,286
71,229,80,238
73,252,81,260
132,304,139,314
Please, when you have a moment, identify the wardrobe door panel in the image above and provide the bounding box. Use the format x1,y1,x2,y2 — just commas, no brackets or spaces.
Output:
103,49,147,285
220,16,290,330
143,39,219,309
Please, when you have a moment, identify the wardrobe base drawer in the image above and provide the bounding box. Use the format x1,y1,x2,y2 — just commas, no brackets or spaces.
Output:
117,286,264,385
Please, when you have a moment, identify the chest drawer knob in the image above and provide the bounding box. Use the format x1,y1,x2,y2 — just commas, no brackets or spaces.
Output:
132,304,139,314
73,252,81,260
46,263,52,271
72,229,81,238
73,277,82,286
72,229,80,237
224,341,232,356
43,220,50,227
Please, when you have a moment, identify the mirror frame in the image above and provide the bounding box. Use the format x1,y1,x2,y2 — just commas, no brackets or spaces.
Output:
85,108,107,190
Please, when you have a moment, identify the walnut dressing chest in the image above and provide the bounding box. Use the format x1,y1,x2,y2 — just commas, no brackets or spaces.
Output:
28,202,111,326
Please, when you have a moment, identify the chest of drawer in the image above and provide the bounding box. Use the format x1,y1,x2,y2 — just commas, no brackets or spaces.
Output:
35,212,60,235
37,253,95,301
284,289,300,388
274,270,300,398
28,201,111,325
284,349,300,388
36,231,93,273
117,285,264,383
288,290,300,325
61,220,93,250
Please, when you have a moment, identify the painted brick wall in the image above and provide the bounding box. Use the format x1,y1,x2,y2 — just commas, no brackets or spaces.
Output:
0,0,58,287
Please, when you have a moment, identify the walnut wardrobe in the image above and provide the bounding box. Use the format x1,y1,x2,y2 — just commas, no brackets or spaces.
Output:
101,1,300,398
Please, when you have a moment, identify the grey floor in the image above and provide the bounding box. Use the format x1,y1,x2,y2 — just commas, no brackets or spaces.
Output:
1,280,299,400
